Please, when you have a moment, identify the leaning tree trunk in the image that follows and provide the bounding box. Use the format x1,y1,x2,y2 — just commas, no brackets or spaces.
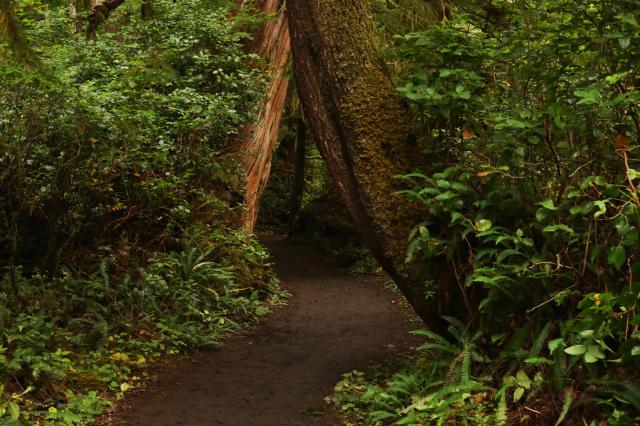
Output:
288,0,454,329
237,0,290,232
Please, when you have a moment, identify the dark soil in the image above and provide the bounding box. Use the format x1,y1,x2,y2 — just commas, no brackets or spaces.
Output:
101,237,421,426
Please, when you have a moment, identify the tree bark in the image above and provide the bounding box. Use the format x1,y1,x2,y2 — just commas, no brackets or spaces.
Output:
287,117,306,236
434,0,449,22
237,0,290,233
69,0,77,32
0,0,33,63
288,0,451,329
86,0,124,38
141,0,154,20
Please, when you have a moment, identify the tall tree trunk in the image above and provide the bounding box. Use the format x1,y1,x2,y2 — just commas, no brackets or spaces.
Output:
288,0,452,329
69,0,77,30
287,117,306,236
141,0,153,20
237,0,290,233
434,0,448,22
0,0,33,63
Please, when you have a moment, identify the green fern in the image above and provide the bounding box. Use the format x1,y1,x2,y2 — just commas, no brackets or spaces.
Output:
413,317,487,387
495,391,508,425
554,390,574,426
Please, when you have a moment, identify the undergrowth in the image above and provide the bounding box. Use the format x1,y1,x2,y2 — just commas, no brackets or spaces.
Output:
0,1,284,423
1,228,284,425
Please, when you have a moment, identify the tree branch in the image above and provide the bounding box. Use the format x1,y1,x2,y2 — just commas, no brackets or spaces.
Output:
86,0,126,39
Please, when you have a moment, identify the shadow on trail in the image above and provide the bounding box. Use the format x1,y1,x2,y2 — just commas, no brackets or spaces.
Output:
104,238,421,426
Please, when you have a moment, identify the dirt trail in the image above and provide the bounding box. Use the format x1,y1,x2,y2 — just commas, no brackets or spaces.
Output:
105,238,421,426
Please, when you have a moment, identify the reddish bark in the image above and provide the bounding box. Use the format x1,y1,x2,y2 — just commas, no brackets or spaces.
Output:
237,0,290,232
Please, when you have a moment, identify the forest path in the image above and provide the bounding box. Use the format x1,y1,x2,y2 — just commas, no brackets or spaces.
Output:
104,237,421,426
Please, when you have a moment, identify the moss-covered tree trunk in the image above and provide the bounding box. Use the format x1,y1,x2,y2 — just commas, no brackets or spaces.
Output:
0,0,31,61
237,0,290,232
288,0,451,329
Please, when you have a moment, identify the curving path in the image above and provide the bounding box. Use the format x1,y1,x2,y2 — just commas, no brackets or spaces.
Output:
103,238,421,426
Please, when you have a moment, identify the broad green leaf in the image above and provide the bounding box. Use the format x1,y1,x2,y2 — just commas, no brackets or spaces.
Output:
527,135,540,145
451,182,469,192
619,37,631,49
608,245,627,270
513,386,525,402
585,345,606,363
436,179,451,189
574,88,601,105
543,224,575,234
538,199,557,210
536,208,550,222
476,219,493,232
450,212,464,224
516,369,531,389
435,191,456,201
9,402,20,421
419,226,429,239
564,345,587,356
584,352,598,363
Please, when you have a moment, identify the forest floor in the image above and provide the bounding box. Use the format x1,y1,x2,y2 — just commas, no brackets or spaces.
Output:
99,237,421,426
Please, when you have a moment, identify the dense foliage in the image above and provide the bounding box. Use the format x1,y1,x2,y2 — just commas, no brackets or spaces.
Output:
5,0,640,424
333,0,640,424
0,1,282,423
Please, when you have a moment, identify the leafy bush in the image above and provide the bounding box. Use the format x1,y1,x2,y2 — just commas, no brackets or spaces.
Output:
1,227,281,421
0,0,265,272
0,1,283,423
334,0,640,424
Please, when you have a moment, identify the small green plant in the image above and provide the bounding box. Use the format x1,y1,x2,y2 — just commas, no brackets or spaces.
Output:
334,0,640,423
0,0,280,423
412,317,487,386
332,325,494,425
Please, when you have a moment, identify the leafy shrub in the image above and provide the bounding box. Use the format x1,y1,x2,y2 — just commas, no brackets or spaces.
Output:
0,1,283,423
0,0,265,272
334,0,640,424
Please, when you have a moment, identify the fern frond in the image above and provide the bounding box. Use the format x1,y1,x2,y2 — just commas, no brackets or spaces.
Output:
460,344,472,385
495,391,508,426
531,322,552,357
554,389,574,426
